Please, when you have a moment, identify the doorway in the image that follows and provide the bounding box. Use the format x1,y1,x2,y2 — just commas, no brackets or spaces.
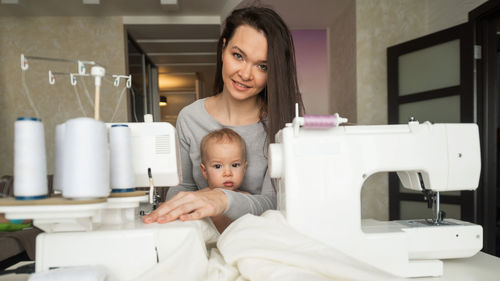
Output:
470,1,500,256
387,0,500,256
125,23,219,126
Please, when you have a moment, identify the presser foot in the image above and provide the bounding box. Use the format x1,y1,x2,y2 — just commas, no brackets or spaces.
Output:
421,188,446,225
426,210,447,225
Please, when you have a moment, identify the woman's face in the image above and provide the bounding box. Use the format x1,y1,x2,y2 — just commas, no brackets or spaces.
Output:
221,24,268,102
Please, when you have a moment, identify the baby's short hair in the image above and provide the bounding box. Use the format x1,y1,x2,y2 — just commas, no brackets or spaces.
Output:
200,128,247,164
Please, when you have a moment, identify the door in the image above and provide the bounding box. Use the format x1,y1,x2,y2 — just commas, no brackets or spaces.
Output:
469,0,500,256
127,35,160,122
387,23,475,226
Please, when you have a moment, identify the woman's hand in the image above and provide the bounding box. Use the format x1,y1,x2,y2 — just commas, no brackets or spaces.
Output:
142,188,228,224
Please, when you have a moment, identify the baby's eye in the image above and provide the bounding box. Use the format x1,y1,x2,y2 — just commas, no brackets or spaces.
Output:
232,163,241,168
233,52,243,60
257,64,267,71
213,164,222,169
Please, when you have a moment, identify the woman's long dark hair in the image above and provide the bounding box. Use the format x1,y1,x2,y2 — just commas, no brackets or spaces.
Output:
213,6,304,143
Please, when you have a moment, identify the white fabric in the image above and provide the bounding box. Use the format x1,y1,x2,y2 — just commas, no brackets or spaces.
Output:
216,211,394,281
28,266,109,281
207,248,244,281
27,213,395,281
132,218,219,281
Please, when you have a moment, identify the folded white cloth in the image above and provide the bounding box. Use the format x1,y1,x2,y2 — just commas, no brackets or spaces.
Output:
217,210,394,281
28,266,109,281
207,248,244,281
132,218,219,281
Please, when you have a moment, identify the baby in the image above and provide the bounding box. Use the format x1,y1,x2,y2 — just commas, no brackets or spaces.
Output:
200,128,247,191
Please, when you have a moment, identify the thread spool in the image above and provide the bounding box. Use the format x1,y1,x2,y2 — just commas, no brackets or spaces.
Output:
52,123,65,193
62,117,110,199
109,124,135,193
303,114,348,128
13,117,48,200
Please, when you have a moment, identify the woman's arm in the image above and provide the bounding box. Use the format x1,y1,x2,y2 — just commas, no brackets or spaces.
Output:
142,172,275,224
143,188,228,223
147,170,276,223
144,150,276,224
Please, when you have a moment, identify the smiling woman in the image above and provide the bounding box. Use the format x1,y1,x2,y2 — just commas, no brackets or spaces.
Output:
143,6,304,232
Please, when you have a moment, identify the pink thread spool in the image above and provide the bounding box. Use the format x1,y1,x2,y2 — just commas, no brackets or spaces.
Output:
303,114,347,128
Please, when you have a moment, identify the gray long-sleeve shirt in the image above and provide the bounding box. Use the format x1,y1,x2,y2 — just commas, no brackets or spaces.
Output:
166,98,276,220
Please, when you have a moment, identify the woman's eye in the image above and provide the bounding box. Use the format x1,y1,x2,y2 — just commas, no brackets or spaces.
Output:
232,163,241,168
233,52,243,60
257,64,267,71
214,164,222,169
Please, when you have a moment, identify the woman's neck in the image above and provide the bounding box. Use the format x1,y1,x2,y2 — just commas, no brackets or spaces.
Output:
205,93,261,126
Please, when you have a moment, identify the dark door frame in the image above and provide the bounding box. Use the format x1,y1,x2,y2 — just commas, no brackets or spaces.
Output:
387,22,475,223
469,0,500,256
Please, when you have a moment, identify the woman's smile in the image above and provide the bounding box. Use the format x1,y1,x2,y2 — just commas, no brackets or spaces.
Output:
232,79,251,90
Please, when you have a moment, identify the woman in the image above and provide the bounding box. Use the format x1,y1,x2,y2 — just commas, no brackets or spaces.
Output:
143,6,304,229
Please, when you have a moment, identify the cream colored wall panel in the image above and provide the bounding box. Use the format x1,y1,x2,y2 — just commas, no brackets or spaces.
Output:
356,0,427,126
356,0,427,220
427,0,487,33
361,172,391,220
329,0,356,122
0,17,128,177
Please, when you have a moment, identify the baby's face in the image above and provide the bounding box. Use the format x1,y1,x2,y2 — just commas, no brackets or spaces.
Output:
201,141,247,191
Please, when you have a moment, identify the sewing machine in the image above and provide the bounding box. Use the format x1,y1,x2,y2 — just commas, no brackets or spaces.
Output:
268,115,482,278
0,119,213,281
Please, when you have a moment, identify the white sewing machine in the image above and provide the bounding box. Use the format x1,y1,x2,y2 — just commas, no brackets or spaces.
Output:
0,119,213,281
268,115,482,278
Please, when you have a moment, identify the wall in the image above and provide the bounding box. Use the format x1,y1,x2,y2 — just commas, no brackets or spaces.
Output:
427,0,487,34
356,0,427,220
329,0,357,122
249,0,357,119
355,0,487,220
0,17,128,177
292,30,329,115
